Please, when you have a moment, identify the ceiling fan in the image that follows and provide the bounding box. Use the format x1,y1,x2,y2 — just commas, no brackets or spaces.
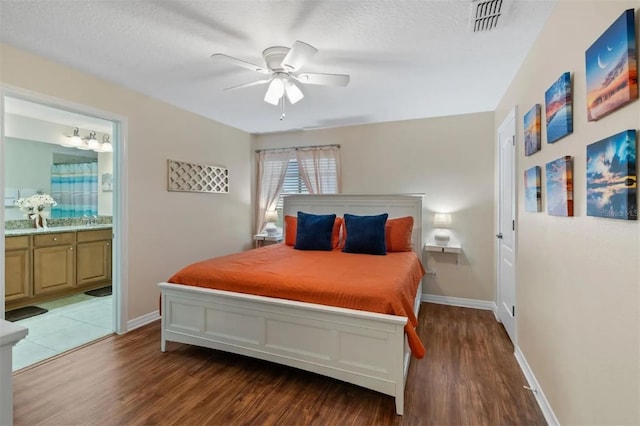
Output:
211,41,350,108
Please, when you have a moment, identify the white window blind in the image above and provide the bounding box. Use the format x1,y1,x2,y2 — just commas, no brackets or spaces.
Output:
275,156,339,218
298,156,339,194
276,160,308,213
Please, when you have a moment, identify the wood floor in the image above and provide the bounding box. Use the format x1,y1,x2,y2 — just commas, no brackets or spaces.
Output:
13,303,546,425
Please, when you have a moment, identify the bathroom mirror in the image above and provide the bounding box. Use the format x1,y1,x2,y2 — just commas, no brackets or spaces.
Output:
4,137,113,221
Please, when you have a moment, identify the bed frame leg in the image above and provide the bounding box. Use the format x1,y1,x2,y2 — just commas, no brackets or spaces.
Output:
395,392,404,416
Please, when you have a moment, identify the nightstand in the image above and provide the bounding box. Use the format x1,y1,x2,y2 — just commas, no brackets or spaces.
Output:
253,233,283,248
424,242,462,254
424,242,462,265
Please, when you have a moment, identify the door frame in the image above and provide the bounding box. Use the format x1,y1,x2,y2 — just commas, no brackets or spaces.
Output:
495,106,517,342
0,84,129,334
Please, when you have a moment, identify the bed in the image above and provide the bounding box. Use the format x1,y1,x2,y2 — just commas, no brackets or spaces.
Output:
158,194,424,415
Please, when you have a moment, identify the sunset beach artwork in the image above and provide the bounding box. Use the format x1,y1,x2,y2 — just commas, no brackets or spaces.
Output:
546,156,573,217
545,72,573,143
585,9,638,121
524,104,541,156
586,130,637,220
525,166,542,212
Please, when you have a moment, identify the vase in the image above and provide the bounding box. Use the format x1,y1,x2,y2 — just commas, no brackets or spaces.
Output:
34,213,47,229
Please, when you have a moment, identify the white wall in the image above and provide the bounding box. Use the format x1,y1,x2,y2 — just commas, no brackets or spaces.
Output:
1,43,253,320
4,137,54,220
253,111,496,301
495,2,640,424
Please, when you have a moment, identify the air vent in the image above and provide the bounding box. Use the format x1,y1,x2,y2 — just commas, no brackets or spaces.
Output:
470,0,509,32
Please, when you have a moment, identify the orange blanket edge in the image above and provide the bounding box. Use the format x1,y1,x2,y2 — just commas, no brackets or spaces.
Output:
167,245,427,358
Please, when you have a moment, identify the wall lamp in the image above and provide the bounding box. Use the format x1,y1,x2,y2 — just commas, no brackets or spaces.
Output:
433,213,453,245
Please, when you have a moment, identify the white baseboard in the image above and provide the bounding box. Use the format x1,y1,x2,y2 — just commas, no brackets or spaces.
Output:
422,294,497,313
127,310,160,332
514,345,559,426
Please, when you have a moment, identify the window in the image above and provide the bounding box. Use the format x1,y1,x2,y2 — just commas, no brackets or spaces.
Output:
256,145,340,233
276,160,308,221
275,155,340,223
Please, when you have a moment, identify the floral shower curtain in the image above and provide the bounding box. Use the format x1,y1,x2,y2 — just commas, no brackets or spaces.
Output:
50,162,98,218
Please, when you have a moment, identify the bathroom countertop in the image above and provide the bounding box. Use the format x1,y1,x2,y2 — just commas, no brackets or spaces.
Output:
5,224,112,236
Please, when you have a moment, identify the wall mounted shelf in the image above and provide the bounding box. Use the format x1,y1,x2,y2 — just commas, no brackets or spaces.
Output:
424,242,462,254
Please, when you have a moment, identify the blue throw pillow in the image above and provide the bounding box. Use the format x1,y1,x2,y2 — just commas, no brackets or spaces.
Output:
342,213,388,255
294,211,336,251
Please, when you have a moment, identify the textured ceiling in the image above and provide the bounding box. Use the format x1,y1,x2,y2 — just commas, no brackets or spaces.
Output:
0,1,557,134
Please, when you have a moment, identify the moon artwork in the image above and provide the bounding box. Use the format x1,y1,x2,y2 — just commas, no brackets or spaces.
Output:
585,9,638,121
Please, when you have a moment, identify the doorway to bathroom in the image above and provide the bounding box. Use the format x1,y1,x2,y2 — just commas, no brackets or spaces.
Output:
1,90,127,371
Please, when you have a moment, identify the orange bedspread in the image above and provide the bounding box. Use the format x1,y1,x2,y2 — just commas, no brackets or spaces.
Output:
168,244,426,358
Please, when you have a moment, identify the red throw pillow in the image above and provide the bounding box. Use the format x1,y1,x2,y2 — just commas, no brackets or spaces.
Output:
285,215,343,249
284,215,297,246
385,216,414,252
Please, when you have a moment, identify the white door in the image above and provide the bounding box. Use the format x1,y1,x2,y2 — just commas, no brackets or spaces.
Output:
497,109,517,345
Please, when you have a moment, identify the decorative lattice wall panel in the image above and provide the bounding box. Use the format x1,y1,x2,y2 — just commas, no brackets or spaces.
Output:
167,159,229,194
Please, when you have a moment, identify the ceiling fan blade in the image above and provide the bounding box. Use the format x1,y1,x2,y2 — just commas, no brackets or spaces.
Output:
224,79,271,91
211,53,269,74
294,73,350,87
281,41,317,71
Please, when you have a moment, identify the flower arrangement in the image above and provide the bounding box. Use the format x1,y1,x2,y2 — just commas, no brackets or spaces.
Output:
15,193,57,228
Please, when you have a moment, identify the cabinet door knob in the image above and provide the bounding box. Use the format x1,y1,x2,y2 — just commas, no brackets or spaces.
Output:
69,247,73,251
106,243,110,246
53,237,58,241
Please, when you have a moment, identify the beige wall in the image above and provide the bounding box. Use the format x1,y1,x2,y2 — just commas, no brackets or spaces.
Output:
253,111,496,301
495,2,640,424
1,43,253,321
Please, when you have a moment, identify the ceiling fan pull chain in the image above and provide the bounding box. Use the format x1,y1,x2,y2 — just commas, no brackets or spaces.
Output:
280,96,286,120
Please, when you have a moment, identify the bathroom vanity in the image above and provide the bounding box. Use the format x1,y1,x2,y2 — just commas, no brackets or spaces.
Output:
4,225,112,309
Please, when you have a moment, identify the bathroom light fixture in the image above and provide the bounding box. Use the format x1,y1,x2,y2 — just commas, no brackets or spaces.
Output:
433,213,452,245
64,127,84,148
101,134,113,152
86,132,99,150
63,127,112,153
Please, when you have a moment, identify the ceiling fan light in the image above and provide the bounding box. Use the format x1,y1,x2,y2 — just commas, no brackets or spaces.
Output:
264,78,285,105
285,80,304,104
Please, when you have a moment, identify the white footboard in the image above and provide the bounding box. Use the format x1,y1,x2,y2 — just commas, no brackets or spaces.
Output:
159,282,411,415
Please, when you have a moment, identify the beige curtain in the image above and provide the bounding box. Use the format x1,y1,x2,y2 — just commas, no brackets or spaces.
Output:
256,150,291,234
295,145,342,194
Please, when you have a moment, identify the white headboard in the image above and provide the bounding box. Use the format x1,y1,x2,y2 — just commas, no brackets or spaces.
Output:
283,194,423,255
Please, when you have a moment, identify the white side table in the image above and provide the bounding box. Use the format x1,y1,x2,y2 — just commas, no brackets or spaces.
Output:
253,233,283,248
424,242,463,254
1,320,28,426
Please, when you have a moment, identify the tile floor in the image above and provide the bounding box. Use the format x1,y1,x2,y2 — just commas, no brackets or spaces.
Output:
11,292,113,371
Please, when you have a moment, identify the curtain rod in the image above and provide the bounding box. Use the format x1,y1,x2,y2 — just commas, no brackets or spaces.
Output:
255,144,340,154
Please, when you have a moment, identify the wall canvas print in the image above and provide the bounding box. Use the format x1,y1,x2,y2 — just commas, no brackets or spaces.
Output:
586,9,638,121
524,104,541,156
525,166,542,212
545,72,573,143
101,173,113,192
586,130,637,220
546,156,573,217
